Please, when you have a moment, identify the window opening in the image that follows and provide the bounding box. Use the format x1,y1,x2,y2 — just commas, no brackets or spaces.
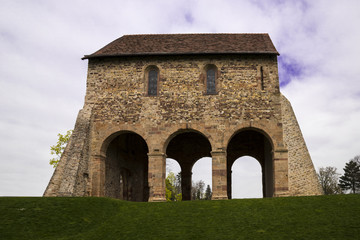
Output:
260,66,264,90
206,68,216,94
148,69,158,96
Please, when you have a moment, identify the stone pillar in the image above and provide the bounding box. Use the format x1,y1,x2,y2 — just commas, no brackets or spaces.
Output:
148,152,166,202
90,154,105,197
211,150,228,200
227,169,232,199
273,149,289,197
181,164,192,201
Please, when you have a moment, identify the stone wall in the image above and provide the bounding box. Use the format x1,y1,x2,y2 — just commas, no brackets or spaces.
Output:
86,55,281,126
44,54,322,199
44,104,92,196
281,94,323,195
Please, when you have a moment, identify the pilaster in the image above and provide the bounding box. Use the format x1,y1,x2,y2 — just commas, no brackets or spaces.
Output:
273,149,289,197
148,152,167,202
211,150,228,200
90,154,106,197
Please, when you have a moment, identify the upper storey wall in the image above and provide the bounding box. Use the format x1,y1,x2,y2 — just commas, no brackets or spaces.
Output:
84,54,281,125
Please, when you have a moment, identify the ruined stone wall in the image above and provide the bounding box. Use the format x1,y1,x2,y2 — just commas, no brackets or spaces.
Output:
44,104,93,196
44,53,321,199
281,94,323,195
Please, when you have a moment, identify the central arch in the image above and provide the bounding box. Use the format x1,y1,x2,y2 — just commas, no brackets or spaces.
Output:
226,128,274,199
104,131,149,202
165,130,212,200
231,156,263,198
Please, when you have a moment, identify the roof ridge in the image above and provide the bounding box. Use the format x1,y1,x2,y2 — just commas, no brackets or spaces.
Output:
83,33,278,59
122,33,270,36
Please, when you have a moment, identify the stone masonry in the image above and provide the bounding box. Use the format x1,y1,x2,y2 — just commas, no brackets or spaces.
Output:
44,34,322,201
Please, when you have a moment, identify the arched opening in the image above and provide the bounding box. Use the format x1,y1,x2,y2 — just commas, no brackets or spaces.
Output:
166,158,181,175
231,156,262,199
104,131,149,202
227,129,273,199
166,131,212,200
166,158,182,201
192,157,212,200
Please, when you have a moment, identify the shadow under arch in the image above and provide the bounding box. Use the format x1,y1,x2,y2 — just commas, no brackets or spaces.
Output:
101,130,149,202
165,129,212,200
226,127,274,199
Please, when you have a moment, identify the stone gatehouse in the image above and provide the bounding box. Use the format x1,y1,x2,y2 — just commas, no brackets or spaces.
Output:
44,33,322,201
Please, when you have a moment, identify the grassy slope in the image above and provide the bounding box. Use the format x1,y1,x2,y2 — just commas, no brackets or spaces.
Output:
0,195,359,240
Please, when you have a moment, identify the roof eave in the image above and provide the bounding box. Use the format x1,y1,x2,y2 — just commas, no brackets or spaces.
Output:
82,51,280,60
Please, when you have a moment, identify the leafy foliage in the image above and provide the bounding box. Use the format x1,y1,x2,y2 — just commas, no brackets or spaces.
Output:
339,155,360,194
165,172,182,201
49,130,72,168
166,172,212,201
317,166,342,195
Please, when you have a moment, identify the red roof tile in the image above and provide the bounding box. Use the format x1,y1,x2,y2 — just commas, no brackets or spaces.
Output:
83,33,279,59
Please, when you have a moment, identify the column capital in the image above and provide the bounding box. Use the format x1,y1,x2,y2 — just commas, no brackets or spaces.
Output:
148,152,167,157
274,148,288,153
211,150,227,156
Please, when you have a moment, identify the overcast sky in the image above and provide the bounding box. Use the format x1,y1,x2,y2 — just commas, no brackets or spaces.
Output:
1,0,359,198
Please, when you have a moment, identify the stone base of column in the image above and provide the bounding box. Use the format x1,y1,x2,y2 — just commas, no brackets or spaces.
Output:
212,195,228,200
149,195,166,202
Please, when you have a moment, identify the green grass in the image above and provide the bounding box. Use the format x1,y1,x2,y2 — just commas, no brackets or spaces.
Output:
0,195,359,240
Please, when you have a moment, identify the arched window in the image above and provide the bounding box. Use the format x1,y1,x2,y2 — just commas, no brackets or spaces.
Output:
206,66,217,94
148,69,158,96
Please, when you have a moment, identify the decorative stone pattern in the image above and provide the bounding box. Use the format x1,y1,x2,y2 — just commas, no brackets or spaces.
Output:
44,34,322,200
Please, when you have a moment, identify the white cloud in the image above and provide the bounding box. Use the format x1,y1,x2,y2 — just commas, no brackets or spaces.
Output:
0,0,359,197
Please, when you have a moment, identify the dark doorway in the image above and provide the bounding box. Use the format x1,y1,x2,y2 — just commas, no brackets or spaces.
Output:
105,132,149,202
166,131,212,200
227,129,273,199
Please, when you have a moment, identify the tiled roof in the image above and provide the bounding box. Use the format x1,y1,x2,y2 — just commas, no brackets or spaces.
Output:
83,33,279,59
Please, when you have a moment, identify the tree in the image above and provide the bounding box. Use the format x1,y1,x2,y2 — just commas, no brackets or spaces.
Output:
165,173,176,201
204,184,212,200
49,130,72,168
354,155,360,165
175,172,182,199
339,156,360,194
165,172,182,201
166,172,211,201
317,167,341,195
191,180,205,200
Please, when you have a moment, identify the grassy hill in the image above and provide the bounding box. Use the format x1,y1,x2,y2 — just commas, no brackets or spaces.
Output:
0,194,359,239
